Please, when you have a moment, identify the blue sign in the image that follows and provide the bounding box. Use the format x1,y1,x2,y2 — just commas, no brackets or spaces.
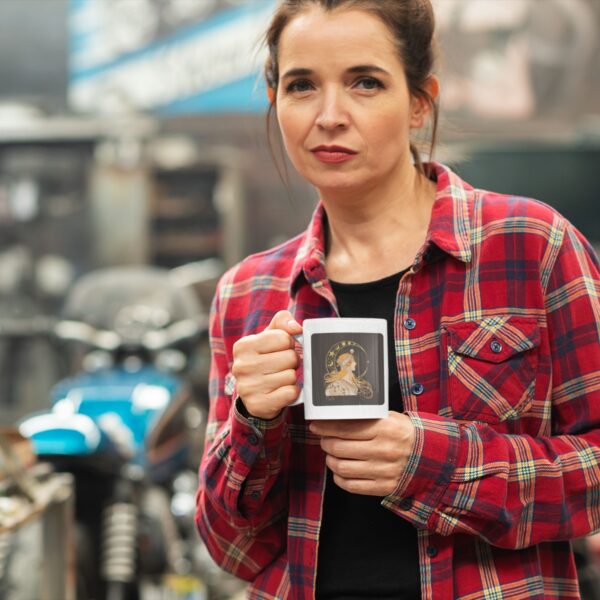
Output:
69,0,275,115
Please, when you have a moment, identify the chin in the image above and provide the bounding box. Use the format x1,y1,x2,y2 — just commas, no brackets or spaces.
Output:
311,175,377,197
302,170,366,191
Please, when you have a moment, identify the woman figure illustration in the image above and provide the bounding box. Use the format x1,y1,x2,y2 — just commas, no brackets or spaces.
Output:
324,351,373,399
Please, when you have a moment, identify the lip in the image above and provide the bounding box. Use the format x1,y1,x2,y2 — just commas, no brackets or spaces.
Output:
310,145,357,164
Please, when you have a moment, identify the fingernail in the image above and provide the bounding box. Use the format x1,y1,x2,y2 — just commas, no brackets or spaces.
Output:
288,319,300,328
309,423,316,433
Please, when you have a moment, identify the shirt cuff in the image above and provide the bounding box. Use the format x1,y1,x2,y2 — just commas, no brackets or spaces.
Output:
231,396,288,466
382,411,461,528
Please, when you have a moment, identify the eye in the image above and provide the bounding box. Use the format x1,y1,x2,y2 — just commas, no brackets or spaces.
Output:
285,79,314,94
354,76,384,91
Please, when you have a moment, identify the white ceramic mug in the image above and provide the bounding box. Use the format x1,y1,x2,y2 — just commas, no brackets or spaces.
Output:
292,318,388,420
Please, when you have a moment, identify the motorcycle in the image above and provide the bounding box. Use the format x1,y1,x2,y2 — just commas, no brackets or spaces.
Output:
18,265,215,600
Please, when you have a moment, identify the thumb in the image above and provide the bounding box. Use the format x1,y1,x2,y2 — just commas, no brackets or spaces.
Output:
266,310,303,335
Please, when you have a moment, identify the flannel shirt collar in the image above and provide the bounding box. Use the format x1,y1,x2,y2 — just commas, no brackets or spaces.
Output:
289,162,473,297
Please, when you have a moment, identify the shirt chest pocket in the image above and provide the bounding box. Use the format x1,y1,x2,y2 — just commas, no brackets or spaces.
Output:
444,316,541,423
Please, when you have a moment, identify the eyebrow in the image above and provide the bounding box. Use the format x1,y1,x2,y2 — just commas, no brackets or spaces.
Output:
347,65,389,76
280,64,390,80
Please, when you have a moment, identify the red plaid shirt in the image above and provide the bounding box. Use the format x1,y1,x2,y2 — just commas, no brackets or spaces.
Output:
196,163,600,599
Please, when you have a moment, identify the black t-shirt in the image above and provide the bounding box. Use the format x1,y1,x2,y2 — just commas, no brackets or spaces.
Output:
315,269,421,600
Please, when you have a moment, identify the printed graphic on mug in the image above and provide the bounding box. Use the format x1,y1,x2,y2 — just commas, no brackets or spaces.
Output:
311,332,384,406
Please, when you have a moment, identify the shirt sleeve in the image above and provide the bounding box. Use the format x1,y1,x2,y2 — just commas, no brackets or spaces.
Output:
384,221,600,549
195,277,291,580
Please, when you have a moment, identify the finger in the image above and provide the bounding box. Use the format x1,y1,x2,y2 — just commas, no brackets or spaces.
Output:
259,349,299,374
232,347,298,380
325,454,401,483
320,437,373,460
325,455,375,480
264,369,297,391
257,329,297,354
265,384,301,408
265,310,303,336
332,474,393,497
310,419,379,440
237,370,297,397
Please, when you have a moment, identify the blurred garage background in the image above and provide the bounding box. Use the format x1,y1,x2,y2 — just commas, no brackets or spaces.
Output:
0,1,598,599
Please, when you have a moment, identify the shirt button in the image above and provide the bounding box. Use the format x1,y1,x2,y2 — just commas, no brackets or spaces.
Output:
399,497,413,510
426,545,438,558
404,318,416,330
490,340,503,353
248,434,259,445
411,382,424,395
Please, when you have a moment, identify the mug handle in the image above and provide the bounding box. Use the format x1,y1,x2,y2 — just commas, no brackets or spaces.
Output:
290,333,304,406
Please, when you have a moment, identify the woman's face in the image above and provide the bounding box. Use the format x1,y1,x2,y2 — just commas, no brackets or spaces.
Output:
275,5,427,196
339,354,357,373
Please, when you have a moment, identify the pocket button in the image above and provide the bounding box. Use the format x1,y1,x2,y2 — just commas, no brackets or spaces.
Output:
490,340,503,354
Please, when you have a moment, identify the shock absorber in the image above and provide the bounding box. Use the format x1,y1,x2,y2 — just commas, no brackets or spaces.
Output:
101,500,138,586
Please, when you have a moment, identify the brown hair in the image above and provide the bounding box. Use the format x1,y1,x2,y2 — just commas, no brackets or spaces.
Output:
264,0,439,176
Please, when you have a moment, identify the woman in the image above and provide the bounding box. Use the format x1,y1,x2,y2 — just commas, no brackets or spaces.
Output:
196,1,600,598
324,352,373,399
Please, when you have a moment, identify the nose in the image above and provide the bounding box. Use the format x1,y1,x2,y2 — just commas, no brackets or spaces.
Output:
315,88,349,130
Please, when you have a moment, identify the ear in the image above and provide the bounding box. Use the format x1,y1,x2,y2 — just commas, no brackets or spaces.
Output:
410,76,439,129
267,86,276,104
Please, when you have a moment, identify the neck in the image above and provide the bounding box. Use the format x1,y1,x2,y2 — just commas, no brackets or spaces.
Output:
320,162,436,281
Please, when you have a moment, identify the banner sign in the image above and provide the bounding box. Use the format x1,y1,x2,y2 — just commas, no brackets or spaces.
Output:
69,0,275,115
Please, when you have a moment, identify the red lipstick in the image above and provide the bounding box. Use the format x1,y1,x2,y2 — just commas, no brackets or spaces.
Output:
311,144,357,164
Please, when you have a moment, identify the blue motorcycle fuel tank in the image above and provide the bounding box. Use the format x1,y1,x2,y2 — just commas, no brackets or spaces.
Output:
20,365,191,481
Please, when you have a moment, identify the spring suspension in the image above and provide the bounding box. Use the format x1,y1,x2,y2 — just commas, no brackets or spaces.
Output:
101,502,138,584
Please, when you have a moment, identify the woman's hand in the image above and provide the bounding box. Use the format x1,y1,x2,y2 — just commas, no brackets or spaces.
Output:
310,412,416,496
232,310,303,420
